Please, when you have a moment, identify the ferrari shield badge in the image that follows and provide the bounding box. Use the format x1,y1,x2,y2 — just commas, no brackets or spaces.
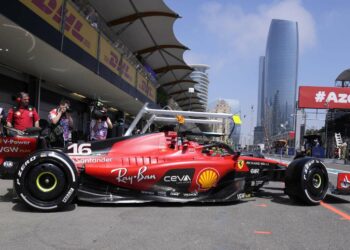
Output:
237,160,244,169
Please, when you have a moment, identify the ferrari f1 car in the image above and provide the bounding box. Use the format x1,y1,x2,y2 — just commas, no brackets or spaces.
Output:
9,104,329,211
0,127,44,179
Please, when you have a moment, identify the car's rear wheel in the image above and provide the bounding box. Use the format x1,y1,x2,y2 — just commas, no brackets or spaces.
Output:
285,157,328,205
14,150,78,211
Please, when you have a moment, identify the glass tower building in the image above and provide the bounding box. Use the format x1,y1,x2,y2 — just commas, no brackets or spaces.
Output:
190,64,210,110
254,56,265,144
263,19,298,139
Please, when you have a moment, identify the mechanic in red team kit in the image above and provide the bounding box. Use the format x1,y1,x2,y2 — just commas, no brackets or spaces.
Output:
6,92,40,131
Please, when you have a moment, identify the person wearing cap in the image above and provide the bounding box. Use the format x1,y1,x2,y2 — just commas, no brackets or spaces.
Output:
6,92,40,131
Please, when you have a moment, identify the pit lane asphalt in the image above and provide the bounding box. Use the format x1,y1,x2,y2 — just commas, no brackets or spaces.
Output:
1,179,349,250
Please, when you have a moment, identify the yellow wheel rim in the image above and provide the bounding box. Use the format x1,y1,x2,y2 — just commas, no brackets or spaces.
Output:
312,173,322,189
36,172,58,193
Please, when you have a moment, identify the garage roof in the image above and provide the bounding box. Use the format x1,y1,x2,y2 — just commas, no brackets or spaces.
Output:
89,0,205,111
336,69,350,82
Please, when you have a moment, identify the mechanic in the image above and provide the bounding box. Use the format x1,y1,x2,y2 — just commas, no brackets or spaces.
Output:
48,99,74,147
6,92,40,131
90,105,113,141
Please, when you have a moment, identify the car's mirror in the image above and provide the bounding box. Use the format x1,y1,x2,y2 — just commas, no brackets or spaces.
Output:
233,151,240,159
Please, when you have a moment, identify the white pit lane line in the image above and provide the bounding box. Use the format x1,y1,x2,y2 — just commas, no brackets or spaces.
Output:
266,157,350,175
326,168,350,175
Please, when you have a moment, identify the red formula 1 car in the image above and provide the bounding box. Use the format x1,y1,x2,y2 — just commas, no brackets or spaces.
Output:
7,105,330,211
13,131,329,211
0,127,43,179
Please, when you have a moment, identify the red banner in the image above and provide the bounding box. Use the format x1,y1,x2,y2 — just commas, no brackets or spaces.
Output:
337,173,350,193
299,86,350,109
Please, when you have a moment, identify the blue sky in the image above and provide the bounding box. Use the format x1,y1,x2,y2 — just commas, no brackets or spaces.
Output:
165,0,350,144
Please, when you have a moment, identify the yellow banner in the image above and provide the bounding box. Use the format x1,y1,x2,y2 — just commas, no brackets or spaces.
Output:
137,73,156,102
20,1,98,57
120,57,136,85
20,0,63,31
64,2,98,57
232,115,242,125
99,37,136,86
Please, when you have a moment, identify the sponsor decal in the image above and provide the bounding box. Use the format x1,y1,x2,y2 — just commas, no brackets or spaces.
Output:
157,191,167,197
159,169,195,192
169,191,181,197
237,160,244,169
0,147,19,153
237,193,252,200
183,192,198,197
164,175,191,184
246,161,270,166
0,139,31,145
3,161,14,168
197,168,219,190
340,175,350,189
73,157,112,164
62,188,75,203
250,168,260,174
111,166,156,184
67,143,92,156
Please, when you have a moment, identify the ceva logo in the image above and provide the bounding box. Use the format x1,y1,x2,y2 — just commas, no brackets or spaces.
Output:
164,175,191,183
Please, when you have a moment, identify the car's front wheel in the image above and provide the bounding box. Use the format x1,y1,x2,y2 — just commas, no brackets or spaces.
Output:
285,157,328,205
14,150,78,211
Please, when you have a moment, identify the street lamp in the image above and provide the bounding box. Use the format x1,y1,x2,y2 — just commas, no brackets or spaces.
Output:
188,87,195,110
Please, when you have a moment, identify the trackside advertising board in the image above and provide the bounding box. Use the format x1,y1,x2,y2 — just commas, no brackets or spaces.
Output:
20,0,98,58
299,86,350,109
337,173,350,193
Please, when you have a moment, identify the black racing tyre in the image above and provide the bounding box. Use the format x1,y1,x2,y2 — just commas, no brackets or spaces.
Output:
285,157,328,205
14,150,78,211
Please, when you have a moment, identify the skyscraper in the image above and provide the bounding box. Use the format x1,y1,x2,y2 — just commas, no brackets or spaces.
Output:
254,56,265,144
263,19,298,140
190,64,210,111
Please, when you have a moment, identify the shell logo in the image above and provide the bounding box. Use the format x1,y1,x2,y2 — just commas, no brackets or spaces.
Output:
197,169,219,190
237,160,244,169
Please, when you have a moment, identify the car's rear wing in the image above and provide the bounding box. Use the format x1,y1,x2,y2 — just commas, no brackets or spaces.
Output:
124,103,240,136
